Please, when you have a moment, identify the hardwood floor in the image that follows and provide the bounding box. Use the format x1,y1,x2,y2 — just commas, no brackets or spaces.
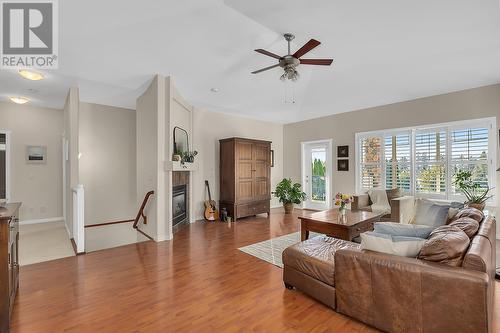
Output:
11,208,500,332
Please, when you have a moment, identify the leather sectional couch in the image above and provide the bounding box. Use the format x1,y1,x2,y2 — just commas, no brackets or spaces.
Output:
282,215,496,333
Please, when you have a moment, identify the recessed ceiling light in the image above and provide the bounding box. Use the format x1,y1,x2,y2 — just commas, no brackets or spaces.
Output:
18,69,44,81
210,88,219,92
9,96,29,104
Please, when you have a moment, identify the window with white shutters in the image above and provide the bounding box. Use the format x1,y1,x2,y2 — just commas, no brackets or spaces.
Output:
355,118,495,202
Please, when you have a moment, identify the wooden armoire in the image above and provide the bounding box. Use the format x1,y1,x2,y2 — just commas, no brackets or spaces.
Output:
0,203,20,333
219,138,271,221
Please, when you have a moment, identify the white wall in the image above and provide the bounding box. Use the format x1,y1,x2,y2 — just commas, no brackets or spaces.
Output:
79,102,136,225
192,108,284,220
283,83,500,209
0,102,63,221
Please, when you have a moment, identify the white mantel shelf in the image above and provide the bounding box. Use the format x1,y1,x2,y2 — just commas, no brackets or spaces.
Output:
164,160,198,172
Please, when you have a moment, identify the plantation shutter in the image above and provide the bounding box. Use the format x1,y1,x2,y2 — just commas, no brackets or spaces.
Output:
384,132,411,193
414,129,447,196
360,136,383,190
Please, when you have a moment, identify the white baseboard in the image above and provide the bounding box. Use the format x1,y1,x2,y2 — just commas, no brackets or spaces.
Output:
20,216,64,225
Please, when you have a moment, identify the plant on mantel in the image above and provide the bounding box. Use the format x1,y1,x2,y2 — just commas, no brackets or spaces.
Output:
273,178,306,214
179,150,198,165
453,170,493,211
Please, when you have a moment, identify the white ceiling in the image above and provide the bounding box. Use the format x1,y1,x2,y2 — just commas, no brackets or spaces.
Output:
1,0,500,123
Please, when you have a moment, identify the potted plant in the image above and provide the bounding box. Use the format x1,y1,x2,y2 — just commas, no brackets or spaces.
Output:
273,178,306,214
180,150,198,165
453,170,493,211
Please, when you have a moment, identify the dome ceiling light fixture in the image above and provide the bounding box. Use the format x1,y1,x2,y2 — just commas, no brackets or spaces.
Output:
9,96,29,104
18,69,44,81
251,33,333,81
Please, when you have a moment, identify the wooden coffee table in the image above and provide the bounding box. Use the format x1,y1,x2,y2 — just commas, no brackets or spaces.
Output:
298,209,383,242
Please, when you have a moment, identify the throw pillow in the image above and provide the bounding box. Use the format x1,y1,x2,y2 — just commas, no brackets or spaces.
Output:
374,222,435,239
446,202,466,224
360,231,426,257
411,199,450,228
454,207,484,223
417,225,470,267
449,217,479,238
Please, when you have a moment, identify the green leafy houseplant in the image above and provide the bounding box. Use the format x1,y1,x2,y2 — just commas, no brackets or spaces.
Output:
180,150,198,165
273,178,307,214
453,170,493,211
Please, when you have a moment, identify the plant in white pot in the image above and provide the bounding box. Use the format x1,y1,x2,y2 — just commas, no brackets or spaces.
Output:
273,178,307,214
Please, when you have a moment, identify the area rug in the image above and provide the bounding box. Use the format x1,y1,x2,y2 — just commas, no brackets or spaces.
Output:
238,232,321,268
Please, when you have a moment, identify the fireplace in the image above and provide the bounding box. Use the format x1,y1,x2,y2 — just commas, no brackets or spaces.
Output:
172,184,187,226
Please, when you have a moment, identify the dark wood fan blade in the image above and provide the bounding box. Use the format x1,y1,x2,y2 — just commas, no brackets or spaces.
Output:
300,59,333,65
254,49,282,59
251,64,280,74
293,39,321,58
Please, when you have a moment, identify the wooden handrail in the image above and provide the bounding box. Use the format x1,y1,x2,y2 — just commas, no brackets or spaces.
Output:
133,190,155,229
85,219,135,228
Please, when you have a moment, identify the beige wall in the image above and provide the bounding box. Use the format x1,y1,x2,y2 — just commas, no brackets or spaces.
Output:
79,102,136,226
63,87,80,236
136,76,163,240
0,102,64,221
192,109,284,219
284,83,500,208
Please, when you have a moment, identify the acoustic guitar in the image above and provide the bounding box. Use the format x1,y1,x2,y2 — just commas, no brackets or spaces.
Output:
204,180,219,221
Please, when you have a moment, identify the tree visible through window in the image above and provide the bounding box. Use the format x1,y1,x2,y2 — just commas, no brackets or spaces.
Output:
311,149,326,201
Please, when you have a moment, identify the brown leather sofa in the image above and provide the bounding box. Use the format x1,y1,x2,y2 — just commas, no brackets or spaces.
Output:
282,216,496,333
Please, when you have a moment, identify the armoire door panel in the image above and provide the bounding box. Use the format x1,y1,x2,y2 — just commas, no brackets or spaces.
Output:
254,161,268,179
254,179,269,198
237,180,254,201
238,162,253,179
237,142,253,161
253,144,269,162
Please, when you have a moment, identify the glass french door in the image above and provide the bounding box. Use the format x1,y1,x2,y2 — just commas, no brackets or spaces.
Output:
302,141,331,210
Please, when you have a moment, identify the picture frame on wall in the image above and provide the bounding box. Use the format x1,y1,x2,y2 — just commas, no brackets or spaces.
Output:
337,145,349,158
270,149,275,167
26,145,47,164
338,159,349,171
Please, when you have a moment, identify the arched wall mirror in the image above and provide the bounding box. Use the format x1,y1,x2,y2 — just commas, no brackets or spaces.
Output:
173,127,189,154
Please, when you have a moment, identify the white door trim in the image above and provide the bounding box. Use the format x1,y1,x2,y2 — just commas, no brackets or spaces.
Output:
0,130,11,202
301,139,333,211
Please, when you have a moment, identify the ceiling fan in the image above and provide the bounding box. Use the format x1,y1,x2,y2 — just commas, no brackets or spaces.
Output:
251,33,333,81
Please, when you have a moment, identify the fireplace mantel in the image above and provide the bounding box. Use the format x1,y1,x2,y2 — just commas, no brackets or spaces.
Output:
164,160,198,172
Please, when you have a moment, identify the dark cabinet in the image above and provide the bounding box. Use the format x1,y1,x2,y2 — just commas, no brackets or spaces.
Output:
1,203,20,333
219,138,271,221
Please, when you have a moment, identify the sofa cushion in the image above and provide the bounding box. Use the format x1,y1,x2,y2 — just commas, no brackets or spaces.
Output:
374,222,435,238
411,199,449,227
448,217,480,238
453,207,484,223
360,232,426,257
417,225,470,267
282,236,359,286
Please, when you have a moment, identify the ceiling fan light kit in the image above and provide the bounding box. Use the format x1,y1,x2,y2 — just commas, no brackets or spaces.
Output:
252,33,333,82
